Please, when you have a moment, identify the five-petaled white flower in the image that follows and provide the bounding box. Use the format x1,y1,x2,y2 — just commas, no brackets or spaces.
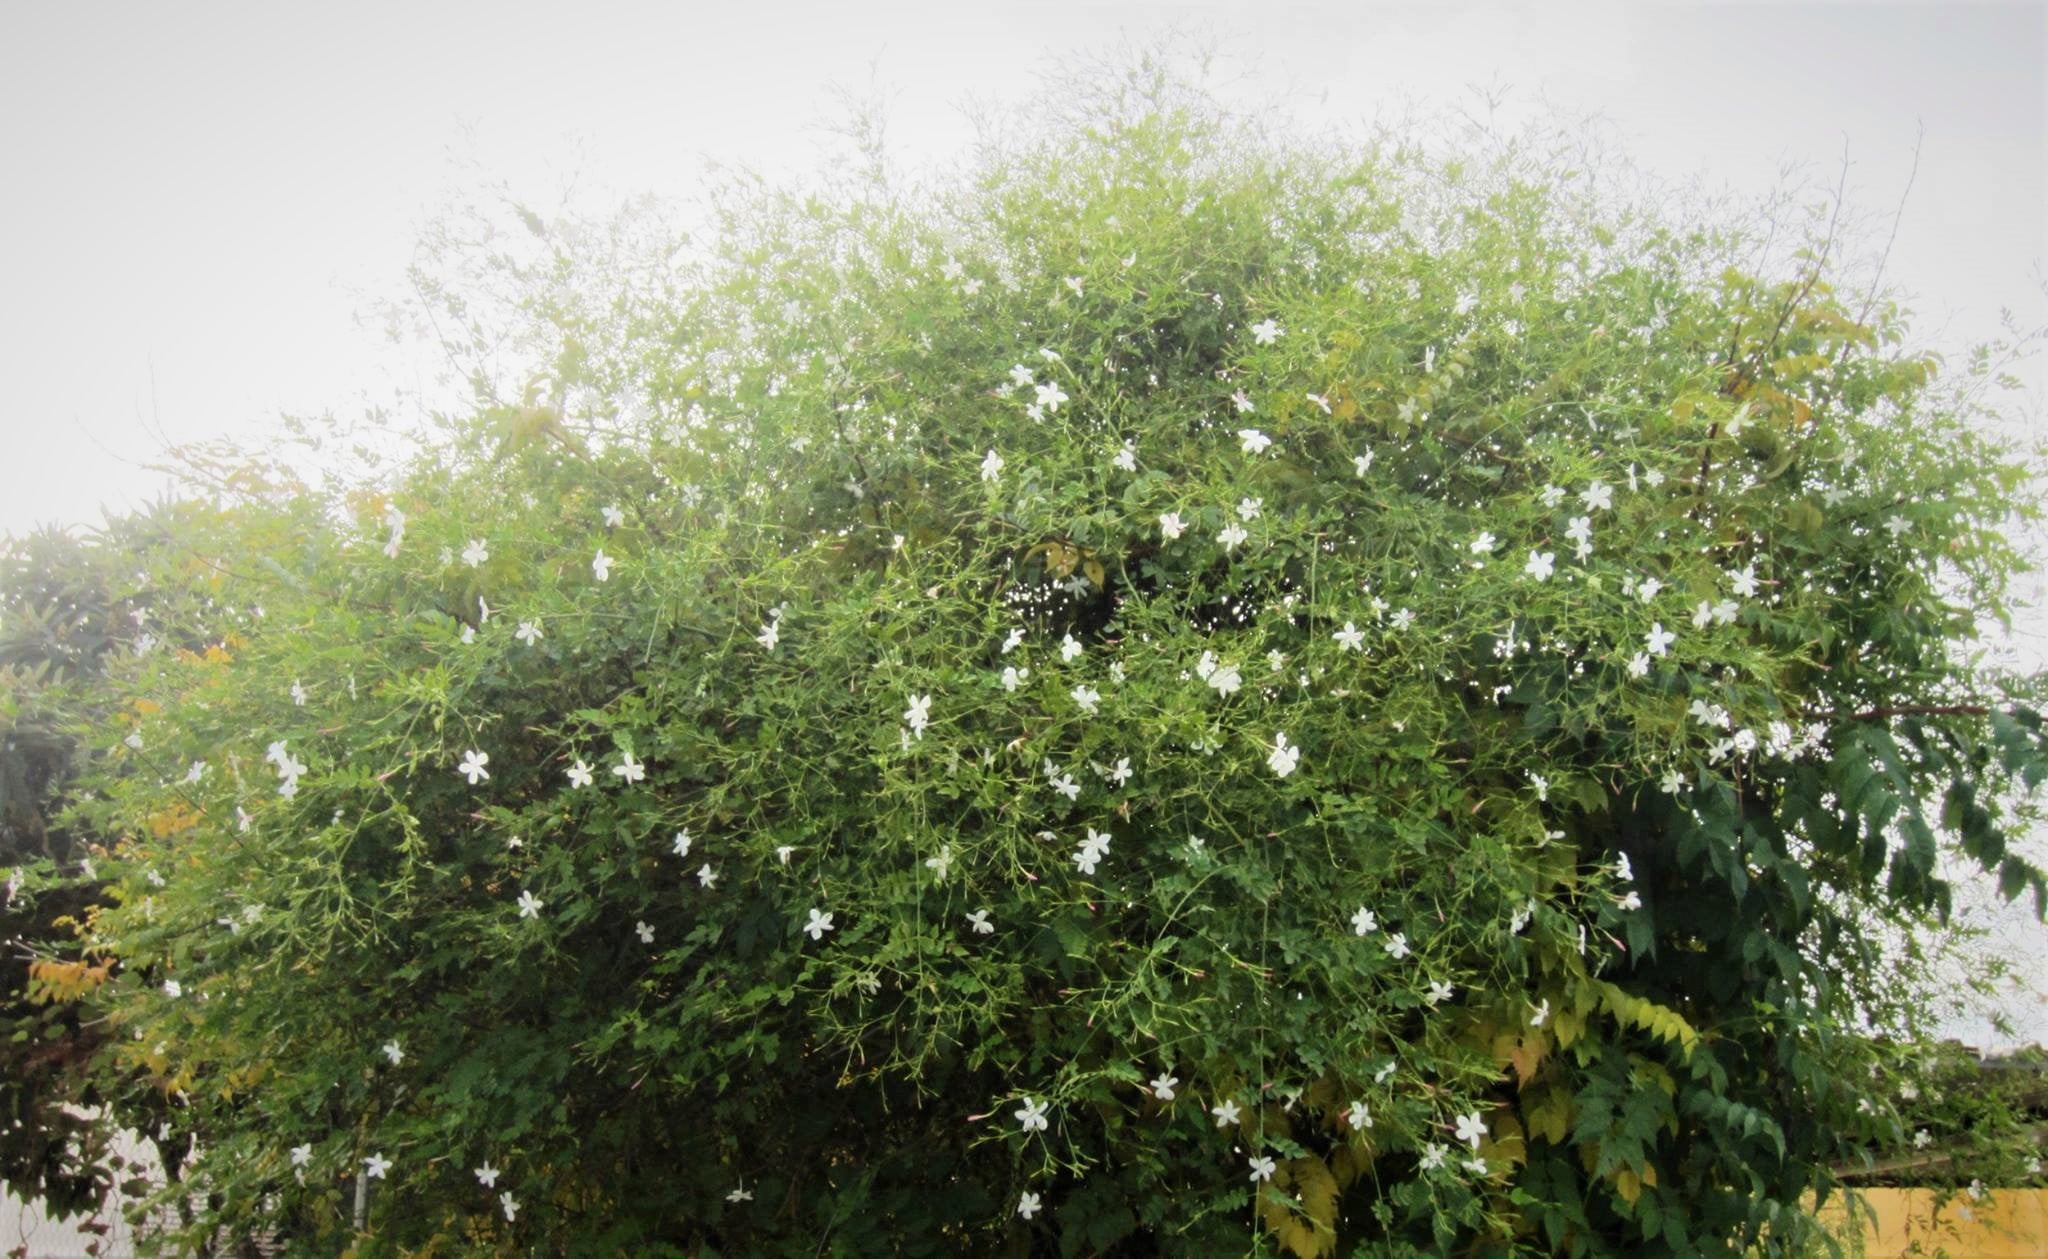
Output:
980,449,1004,482
1250,318,1282,345
290,679,307,706
671,830,693,858
1885,514,1911,538
1455,1111,1487,1149
461,539,489,568
1015,1096,1050,1132
1071,685,1102,715
500,1191,520,1221
1351,906,1379,936
1619,890,1642,911
1237,496,1263,521
1232,389,1254,413
1645,622,1676,657
1426,980,1454,1006
1002,666,1028,692
382,1039,404,1065
1580,481,1613,513
516,620,543,647
1354,453,1373,477
1150,1073,1179,1101
1159,511,1186,540
364,1153,391,1179
1268,732,1301,778
1419,1143,1448,1171
1729,565,1759,598
1530,773,1550,801
1017,1192,1042,1219
1306,392,1331,414
803,908,835,941
1009,363,1034,387
1470,532,1497,556
516,889,543,919
1248,1154,1277,1182
1218,523,1249,551
1384,932,1410,959
925,845,954,881
966,909,994,935
458,750,491,785
291,1143,313,1168
1034,381,1069,413
1333,622,1365,651
636,920,655,944
1113,440,1138,472
613,752,646,784
1529,997,1551,1026
1002,627,1026,653
592,549,613,582
1237,428,1272,455
475,1161,500,1187
696,864,718,889
1059,634,1083,662
1627,652,1650,678
602,504,625,528
1347,1100,1372,1130
1524,551,1556,582
1211,1098,1242,1127
904,693,933,738
566,759,593,789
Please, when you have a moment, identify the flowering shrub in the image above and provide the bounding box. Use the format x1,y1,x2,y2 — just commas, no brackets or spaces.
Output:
39,62,2048,1255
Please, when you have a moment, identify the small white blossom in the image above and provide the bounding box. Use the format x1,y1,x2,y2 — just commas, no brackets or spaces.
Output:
516,889,543,919
1017,1192,1041,1219
1250,318,1282,345
1034,381,1069,413
1346,1100,1372,1130
697,864,718,889
592,549,614,582
1469,532,1496,556
1237,428,1272,455
636,920,655,944
1268,732,1301,778
602,504,625,528
904,694,933,739
1351,906,1379,936
1071,685,1102,715
1211,1098,1242,1127
1524,551,1556,582
966,909,994,935
1237,496,1263,521
1529,997,1551,1027
1150,1073,1179,1101
1218,523,1249,551
1248,1154,1277,1182
461,539,489,568
363,1153,391,1180
1333,622,1365,651
1015,1096,1050,1132
1383,932,1410,959
803,908,835,941
980,449,1004,482
516,620,543,647
1159,511,1186,540
458,750,491,785
1425,980,1454,1006
1646,623,1676,657
1455,1111,1487,1149
613,752,646,784
1002,666,1028,692
1001,627,1026,654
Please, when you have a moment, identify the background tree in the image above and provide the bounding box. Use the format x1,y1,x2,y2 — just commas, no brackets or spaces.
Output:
22,57,2048,1255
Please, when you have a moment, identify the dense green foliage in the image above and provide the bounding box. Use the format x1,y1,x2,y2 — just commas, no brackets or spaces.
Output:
16,63,2048,1255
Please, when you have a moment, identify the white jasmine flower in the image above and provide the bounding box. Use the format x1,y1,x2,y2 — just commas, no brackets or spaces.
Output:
1637,578,1663,602
1354,452,1373,477
602,504,625,528
1218,523,1249,551
1470,532,1497,556
457,750,491,785
1524,551,1556,582
613,752,646,784
1627,652,1650,678
592,549,614,582
1060,634,1083,662
1002,666,1028,692
1565,516,1593,559
1729,565,1759,598
1659,768,1686,794
1306,392,1332,415
924,845,954,881
1425,980,1454,1006
183,760,207,785
1150,1073,1179,1101
965,909,994,935
291,1144,312,1168
1346,1100,1372,1130
1420,1143,1447,1171
1232,389,1254,413
802,908,835,941
461,539,489,568
1248,1154,1277,1182
290,680,307,706
1237,428,1272,455
1211,1098,1242,1127
980,449,1004,482
516,889,543,918
1384,932,1410,959
1250,318,1282,345
904,694,933,739
1268,733,1301,778
755,618,780,652
776,845,795,865
163,979,182,999
1071,685,1101,715
516,620,543,647
1237,496,1263,521
1580,481,1614,513
1455,1111,1487,1149
636,920,655,944
1885,515,1911,538
1333,622,1365,652
1015,1096,1050,1132
1002,627,1026,653
363,1153,391,1179
1017,1192,1041,1219
1529,997,1550,1027
1530,773,1550,801
1645,623,1676,657
1351,906,1379,936
500,1191,520,1221
1034,382,1069,413
1113,441,1138,472
697,863,718,889
1539,484,1566,508
1009,363,1034,387
671,830,693,858
1159,511,1186,540
1619,890,1642,911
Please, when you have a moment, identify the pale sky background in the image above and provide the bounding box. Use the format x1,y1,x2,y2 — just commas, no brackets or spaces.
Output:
0,0,2044,1045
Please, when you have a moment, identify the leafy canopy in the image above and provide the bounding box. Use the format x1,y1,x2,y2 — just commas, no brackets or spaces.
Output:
37,56,2048,1256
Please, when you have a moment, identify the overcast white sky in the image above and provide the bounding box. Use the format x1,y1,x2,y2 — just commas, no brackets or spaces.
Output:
1,0,2044,1041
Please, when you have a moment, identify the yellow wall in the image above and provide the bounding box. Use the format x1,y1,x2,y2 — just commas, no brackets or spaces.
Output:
1819,1188,2048,1257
